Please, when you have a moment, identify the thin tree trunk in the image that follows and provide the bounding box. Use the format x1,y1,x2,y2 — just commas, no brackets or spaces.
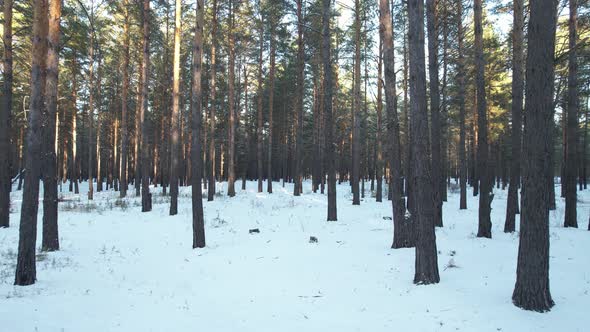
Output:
0,0,13,228
87,6,95,201
42,0,62,251
120,0,130,197
564,0,578,228
408,0,439,284
192,0,206,248
322,0,337,221
376,37,383,203
15,0,48,286
457,0,467,210
227,0,236,197
169,0,182,215
207,0,217,200
512,0,557,312
505,0,524,232
426,0,442,227
267,20,276,194
141,0,152,212
351,0,361,205
381,0,413,248
257,3,264,193
475,0,491,238
294,0,304,196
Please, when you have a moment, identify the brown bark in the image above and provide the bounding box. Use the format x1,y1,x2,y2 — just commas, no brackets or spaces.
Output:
227,0,236,197
141,0,152,212
208,0,217,201
457,0,467,210
293,0,304,196
564,0,578,228
0,0,13,228
15,0,48,286
42,0,62,251
120,0,130,197
169,0,182,215
257,5,264,193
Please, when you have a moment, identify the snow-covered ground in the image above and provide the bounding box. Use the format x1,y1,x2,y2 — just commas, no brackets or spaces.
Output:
0,180,589,332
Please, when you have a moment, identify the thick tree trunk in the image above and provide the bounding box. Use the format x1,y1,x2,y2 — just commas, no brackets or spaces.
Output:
141,0,152,212
15,0,48,286
322,0,337,221
408,0,439,284
564,0,578,228
192,0,206,248
512,0,557,312
0,0,13,228
475,0,491,238
381,0,413,248
426,0,442,227
120,0,130,198
42,0,62,251
169,0,182,215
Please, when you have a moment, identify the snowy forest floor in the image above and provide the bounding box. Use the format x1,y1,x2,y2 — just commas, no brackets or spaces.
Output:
1,180,589,332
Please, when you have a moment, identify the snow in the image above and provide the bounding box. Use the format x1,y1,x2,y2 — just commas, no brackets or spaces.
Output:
1,180,589,332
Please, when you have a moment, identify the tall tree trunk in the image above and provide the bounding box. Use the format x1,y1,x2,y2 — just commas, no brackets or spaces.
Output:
426,0,442,227
0,0,13,228
227,0,236,197
169,0,182,215
512,0,557,312
457,0,467,210
322,0,337,221
207,0,217,200
257,4,264,193
294,0,304,196
192,0,206,248
475,0,491,238
71,52,79,194
376,37,383,203
120,0,130,197
505,0,524,232
15,0,48,286
267,20,276,194
42,0,62,251
87,7,95,201
564,0,578,228
381,0,413,248
408,0,439,283
351,0,361,205
141,0,152,212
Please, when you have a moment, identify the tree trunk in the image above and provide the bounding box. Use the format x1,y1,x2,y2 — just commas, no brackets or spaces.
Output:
120,0,130,197
381,0,413,248
87,7,95,201
512,0,557,312
227,0,236,197
475,0,491,238
267,19,276,194
207,0,217,200
457,0,467,210
564,0,578,228
15,0,48,286
42,0,62,251
192,0,206,248
408,0,439,284
169,0,182,215
322,0,337,221
426,0,442,227
257,4,264,193
504,0,524,232
294,0,304,196
141,0,152,212
376,37,383,203
0,0,13,228
350,0,361,205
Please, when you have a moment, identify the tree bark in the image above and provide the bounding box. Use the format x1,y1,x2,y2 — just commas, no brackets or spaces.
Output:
257,3,264,193
475,0,491,238
376,37,383,203
504,0,524,233
169,0,182,215
426,0,442,227
207,0,217,200
141,0,152,212
564,0,578,228
351,0,361,205
381,0,413,248
15,0,48,286
120,0,130,198
457,0,467,210
0,0,13,228
227,0,236,197
42,0,62,251
322,0,337,221
293,0,304,196
408,0,439,283
512,0,557,312
267,19,276,194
